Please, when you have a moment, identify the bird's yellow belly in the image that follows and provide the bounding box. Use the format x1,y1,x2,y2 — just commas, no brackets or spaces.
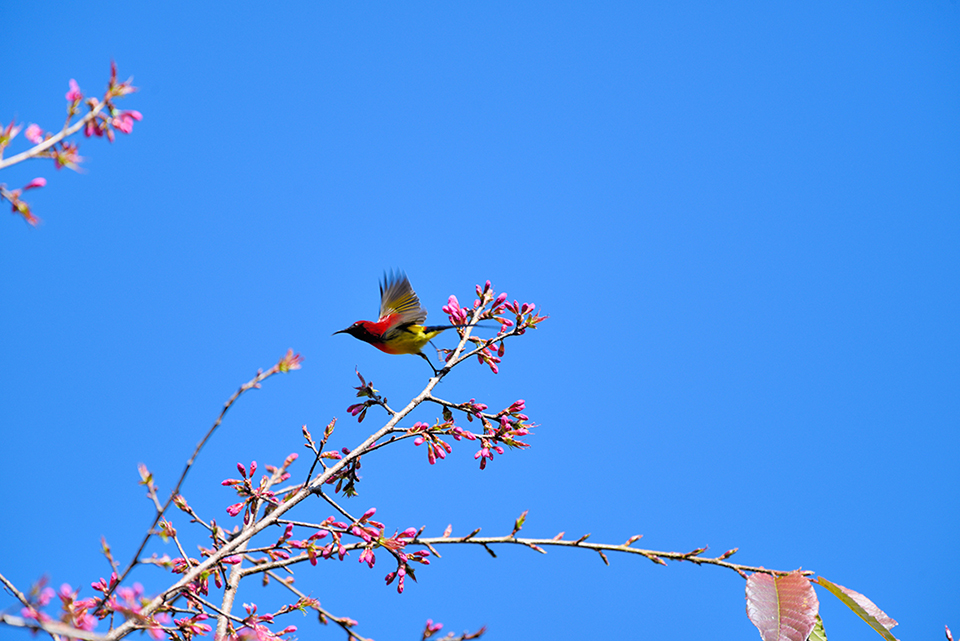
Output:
377,325,443,355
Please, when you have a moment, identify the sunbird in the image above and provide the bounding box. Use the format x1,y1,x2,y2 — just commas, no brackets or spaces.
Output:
335,272,460,374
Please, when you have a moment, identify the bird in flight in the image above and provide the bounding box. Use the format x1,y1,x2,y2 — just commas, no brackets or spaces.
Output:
335,271,462,374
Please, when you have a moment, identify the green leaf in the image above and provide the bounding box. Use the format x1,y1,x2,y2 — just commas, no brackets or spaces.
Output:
808,615,827,641
814,577,898,641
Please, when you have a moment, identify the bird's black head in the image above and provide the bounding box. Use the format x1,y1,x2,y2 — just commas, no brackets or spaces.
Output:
333,321,377,344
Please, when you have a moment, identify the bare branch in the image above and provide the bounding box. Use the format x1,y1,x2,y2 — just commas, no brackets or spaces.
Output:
415,534,810,577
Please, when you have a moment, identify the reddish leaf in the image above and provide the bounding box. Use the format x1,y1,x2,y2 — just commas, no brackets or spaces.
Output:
831,580,896,630
815,577,898,641
746,572,819,641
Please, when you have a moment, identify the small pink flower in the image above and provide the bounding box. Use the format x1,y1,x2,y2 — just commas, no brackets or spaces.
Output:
112,110,142,134
66,79,82,102
278,349,303,372
53,142,83,171
23,177,46,191
37,587,55,606
358,548,376,568
24,124,44,144
442,295,469,324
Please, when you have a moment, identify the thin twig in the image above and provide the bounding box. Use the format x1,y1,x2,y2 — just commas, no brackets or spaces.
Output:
0,571,31,610
415,534,809,577
260,567,373,641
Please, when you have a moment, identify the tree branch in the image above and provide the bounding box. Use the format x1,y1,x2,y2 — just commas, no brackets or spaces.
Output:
0,101,107,170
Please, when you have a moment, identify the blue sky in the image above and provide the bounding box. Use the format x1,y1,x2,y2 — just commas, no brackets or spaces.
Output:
1,2,958,639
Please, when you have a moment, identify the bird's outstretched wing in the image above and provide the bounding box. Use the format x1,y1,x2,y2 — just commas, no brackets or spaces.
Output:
378,271,427,325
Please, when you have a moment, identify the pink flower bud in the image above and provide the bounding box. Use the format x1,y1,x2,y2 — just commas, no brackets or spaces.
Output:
23,177,46,191
65,79,82,102
24,124,43,144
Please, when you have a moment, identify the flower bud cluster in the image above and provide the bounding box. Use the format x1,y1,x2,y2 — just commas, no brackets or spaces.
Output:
284,508,429,594
230,603,297,641
346,369,385,423
0,175,47,225
2,63,143,226
222,461,273,523
438,280,545,374
408,420,477,465
471,398,532,470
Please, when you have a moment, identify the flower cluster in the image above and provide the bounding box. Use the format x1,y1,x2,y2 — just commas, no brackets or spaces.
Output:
502,299,548,335
322,445,364,497
67,62,142,143
439,280,545,374
402,398,532,470
469,398,532,470
224,603,297,641
1,61,141,226
18,580,100,635
408,419,477,465
0,177,46,225
83,576,171,638
174,612,213,639
346,369,386,423
221,457,294,524
422,618,444,639
285,508,429,593
276,349,303,373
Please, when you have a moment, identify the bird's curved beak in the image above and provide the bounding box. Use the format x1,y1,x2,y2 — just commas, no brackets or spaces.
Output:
333,328,349,336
